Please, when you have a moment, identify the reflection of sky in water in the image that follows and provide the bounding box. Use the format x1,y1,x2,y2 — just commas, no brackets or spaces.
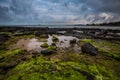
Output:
27,38,43,52
17,35,80,53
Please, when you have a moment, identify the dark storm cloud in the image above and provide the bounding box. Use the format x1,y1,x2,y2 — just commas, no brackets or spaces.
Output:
0,6,11,21
0,0,120,25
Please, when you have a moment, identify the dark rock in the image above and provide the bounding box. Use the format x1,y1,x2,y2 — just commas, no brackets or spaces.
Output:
41,50,53,55
0,56,4,61
35,31,41,36
51,43,56,46
70,39,77,44
73,67,94,80
60,41,64,43
1,62,17,70
0,34,10,45
81,43,98,56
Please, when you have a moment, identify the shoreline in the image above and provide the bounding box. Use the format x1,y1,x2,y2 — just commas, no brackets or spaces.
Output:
0,26,120,41
0,26,120,80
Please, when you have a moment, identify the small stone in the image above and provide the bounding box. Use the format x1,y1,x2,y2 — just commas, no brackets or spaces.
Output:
41,50,53,55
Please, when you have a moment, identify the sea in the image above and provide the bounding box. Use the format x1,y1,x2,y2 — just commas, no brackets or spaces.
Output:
23,25,120,30
1,25,120,30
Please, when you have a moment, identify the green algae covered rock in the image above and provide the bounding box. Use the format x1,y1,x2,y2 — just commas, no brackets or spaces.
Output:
52,36,59,42
40,43,49,48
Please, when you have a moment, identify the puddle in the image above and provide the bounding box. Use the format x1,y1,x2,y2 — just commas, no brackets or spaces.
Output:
73,30,83,33
27,38,43,52
57,31,66,34
15,35,80,53
55,35,79,47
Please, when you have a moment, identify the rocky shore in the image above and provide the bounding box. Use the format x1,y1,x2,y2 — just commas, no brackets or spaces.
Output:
0,26,120,80
0,26,120,40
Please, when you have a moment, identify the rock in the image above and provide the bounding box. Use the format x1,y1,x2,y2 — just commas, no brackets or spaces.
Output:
47,46,57,51
41,50,53,55
1,62,17,70
40,34,49,38
51,43,56,46
0,34,10,45
52,36,59,42
60,41,64,43
70,39,77,44
81,43,98,56
40,43,49,48
35,31,41,36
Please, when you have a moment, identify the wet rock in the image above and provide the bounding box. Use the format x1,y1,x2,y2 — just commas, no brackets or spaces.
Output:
52,36,59,42
35,31,41,36
60,41,64,43
47,46,57,51
40,43,49,48
70,39,77,44
1,62,17,70
40,34,49,38
0,34,10,45
41,50,53,55
51,43,56,46
81,43,98,56
73,67,94,80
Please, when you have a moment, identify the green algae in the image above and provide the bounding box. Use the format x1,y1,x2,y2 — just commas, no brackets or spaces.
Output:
47,46,57,51
80,39,95,43
0,34,120,80
40,43,49,48
52,36,59,42
1,55,119,80
0,53,120,80
79,39,120,61
4,57,87,80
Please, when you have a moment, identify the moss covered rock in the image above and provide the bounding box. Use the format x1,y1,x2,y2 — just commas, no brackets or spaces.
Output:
40,34,48,38
47,46,57,51
52,36,59,42
40,43,49,48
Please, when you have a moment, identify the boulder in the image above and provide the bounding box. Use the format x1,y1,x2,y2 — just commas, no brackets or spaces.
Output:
40,43,49,48
70,39,77,44
81,43,98,56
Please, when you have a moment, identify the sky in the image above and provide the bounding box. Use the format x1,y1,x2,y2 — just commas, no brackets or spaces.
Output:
0,0,120,25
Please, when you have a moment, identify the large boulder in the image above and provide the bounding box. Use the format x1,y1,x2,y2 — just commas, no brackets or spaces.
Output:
81,43,98,56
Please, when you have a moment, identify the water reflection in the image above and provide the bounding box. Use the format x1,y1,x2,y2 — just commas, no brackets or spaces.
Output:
16,35,80,53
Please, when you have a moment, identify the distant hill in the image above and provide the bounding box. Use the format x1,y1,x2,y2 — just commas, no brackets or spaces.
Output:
87,21,120,26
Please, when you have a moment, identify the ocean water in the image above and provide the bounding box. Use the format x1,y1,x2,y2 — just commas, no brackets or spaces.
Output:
22,25,120,30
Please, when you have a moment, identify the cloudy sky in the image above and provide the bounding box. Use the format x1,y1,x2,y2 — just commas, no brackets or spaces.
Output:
0,0,120,25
